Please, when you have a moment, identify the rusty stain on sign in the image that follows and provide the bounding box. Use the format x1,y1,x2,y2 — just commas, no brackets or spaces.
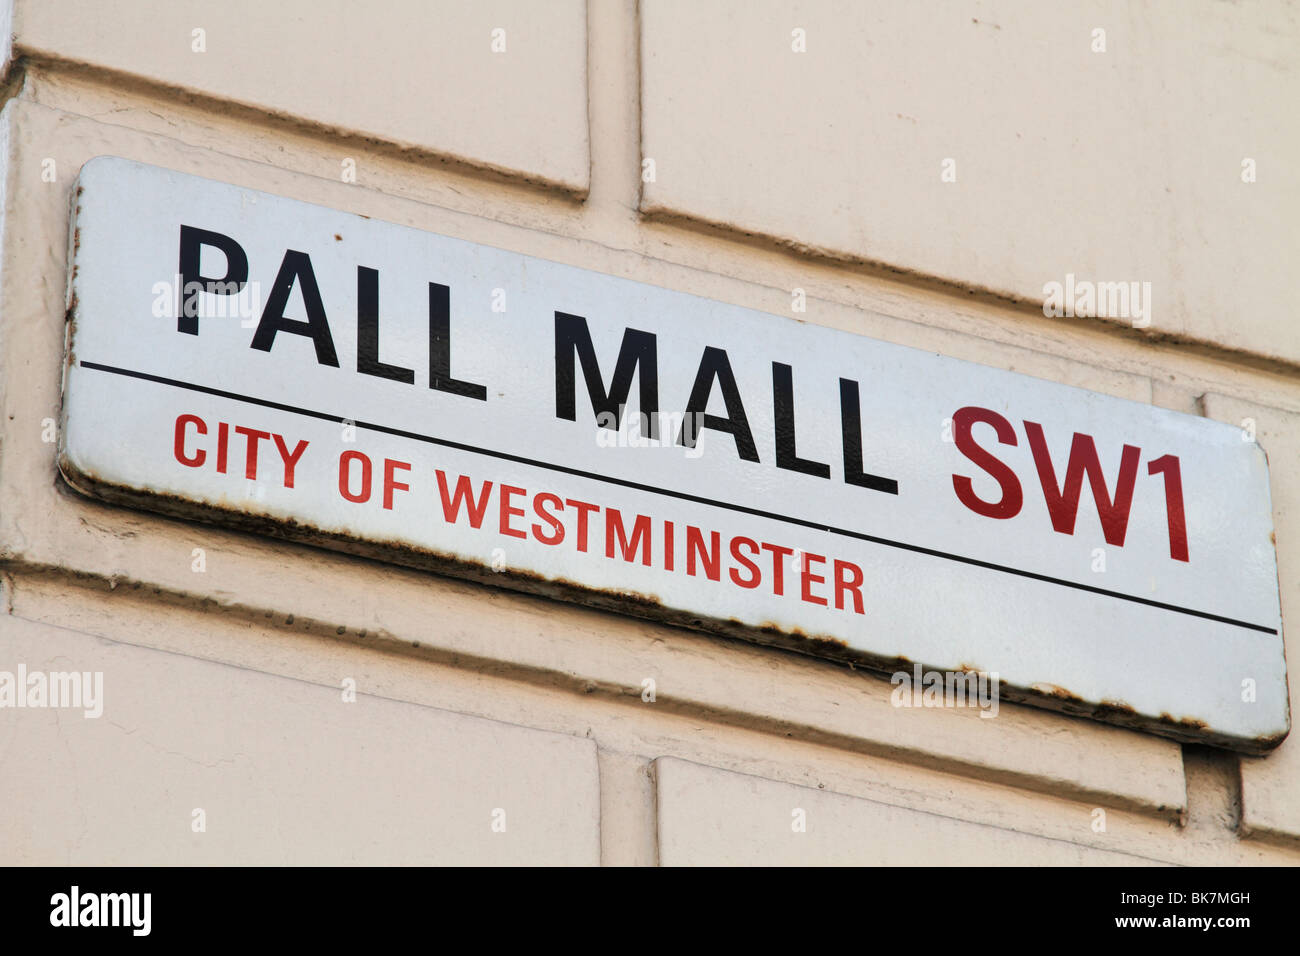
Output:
58,157,1289,753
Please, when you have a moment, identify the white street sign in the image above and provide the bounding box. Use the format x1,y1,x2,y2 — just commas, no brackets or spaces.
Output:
60,157,1288,751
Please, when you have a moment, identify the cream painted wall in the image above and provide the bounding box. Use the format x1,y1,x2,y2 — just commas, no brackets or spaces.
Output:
0,0,1296,864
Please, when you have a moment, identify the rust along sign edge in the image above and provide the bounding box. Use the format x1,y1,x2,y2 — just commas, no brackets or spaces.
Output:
59,157,1288,752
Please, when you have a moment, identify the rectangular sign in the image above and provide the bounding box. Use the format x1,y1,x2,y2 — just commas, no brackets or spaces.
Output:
60,157,1288,751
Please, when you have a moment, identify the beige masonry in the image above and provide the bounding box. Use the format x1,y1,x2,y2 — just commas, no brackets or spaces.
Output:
0,0,1296,865
640,0,1300,365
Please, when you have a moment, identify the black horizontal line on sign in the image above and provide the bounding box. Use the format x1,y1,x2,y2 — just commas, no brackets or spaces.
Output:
79,360,1279,636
